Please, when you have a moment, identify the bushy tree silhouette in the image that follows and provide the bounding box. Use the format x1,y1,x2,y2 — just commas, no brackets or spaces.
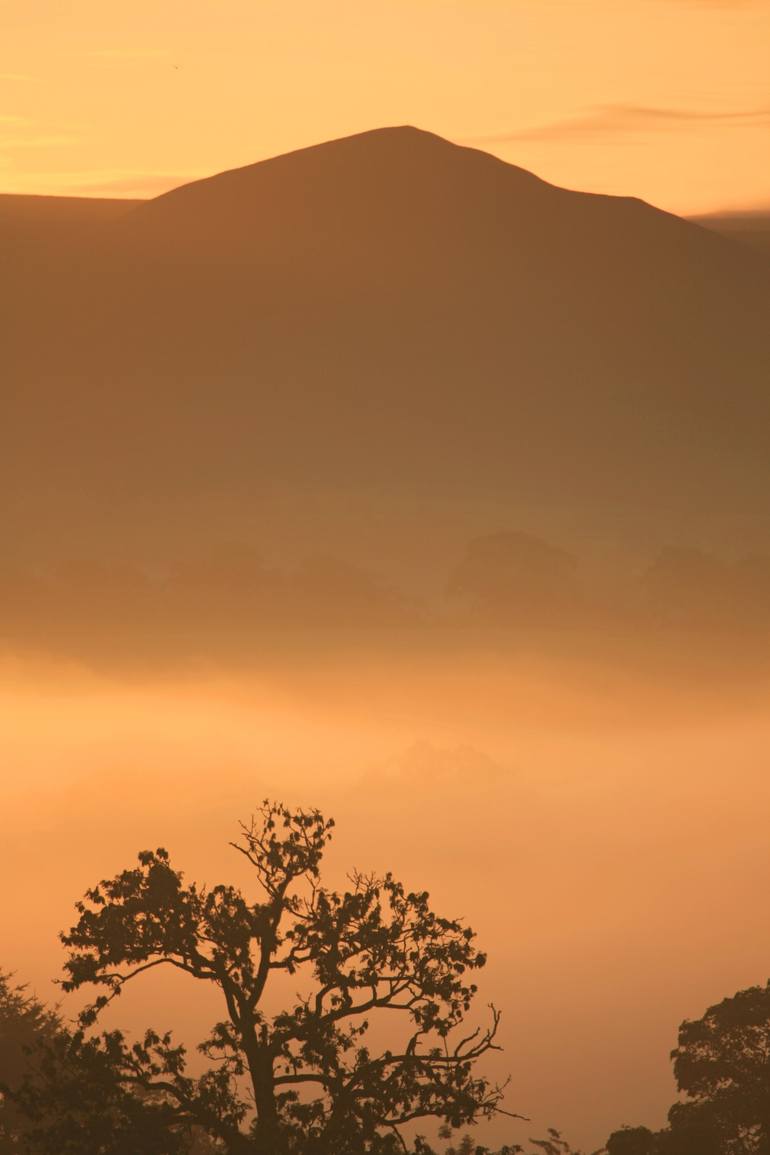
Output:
47,802,509,1154
1,973,217,1154
606,980,770,1154
8,1027,207,1155
669,981,770,1152
0,974,59,1152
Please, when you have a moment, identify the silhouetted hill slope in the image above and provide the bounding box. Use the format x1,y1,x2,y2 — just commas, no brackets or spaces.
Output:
692,210,770,258
0,193,139,229
2,126,769,588
0,193,139,256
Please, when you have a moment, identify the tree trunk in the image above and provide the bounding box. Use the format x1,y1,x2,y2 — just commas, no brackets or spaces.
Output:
244,1042,283,1154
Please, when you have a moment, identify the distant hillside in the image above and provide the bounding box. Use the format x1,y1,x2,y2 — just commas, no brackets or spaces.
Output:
0,193,140,228
1,126,768,656
0,193,139,255
692,210,770,258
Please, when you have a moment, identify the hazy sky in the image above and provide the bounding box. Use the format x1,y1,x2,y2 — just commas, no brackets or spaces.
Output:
1,0,769,213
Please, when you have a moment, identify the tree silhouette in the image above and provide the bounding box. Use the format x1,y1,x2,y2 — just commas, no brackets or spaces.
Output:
669,981,770,1152
52,802,510,1153
1,973,217,1154
0,974,60,1152
8,1027,207,1155
440,1124,597,1155
605,1126,660,1155
606,980,770,1154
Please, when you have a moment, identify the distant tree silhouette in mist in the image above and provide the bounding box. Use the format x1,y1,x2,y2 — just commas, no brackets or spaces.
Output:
0,974,59,1151
607,981,770,1154
0,972,217,1153
447,533,579,626
20,802,512,1154
441,1124,601,1154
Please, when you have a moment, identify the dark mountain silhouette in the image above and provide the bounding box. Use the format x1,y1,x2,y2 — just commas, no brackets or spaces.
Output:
0,193,138,265
0,192,138,231
692,209,770,258
2,126,769,649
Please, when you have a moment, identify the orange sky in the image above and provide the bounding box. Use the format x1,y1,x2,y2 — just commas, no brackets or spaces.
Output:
1,0,769,214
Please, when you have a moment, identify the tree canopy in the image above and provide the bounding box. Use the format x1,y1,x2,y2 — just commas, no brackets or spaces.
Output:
0,974,60,1152
30,801,512,1154
606,981,770,1155
669,981,770,1152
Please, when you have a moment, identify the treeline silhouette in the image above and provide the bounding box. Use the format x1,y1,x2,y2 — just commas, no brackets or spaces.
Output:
3,533,770,667
2,803,768,1152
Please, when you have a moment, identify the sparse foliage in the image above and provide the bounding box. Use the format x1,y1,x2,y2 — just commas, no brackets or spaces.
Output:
439,1124,600,1155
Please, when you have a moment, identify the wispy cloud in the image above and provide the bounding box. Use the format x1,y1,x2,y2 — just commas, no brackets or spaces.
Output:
0,114,30,126
74,171,191,197
0,133,79,150
470,104,770,144
667,1,761,7
0,168,194,199
85,48,170,62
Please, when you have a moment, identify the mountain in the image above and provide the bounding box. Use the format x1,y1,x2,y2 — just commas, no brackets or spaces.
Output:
0,193,138,266
692,210,770,258
2,126,769,639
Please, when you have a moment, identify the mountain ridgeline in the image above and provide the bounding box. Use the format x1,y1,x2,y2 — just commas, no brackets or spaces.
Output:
2,126,769,662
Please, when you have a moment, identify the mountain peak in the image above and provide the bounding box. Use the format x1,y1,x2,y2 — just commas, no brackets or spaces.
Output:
114,121,758,293
125,124,550,256
150,124,483,204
